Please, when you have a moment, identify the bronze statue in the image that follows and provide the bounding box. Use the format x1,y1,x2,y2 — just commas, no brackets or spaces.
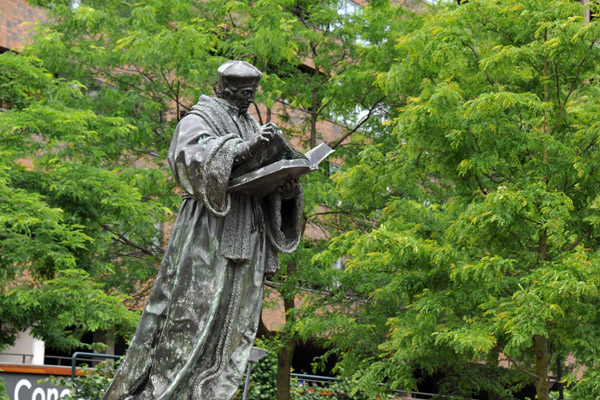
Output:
102,61,304,400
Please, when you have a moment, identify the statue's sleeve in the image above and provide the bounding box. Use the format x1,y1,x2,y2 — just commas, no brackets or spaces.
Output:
168,114,243,216
262,187,303,276
266,187,303,247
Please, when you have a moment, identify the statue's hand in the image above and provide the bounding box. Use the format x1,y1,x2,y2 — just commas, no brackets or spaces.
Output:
261,122,279,133
279,178,299,199
248,123,277,154
234,123,280,166
233,126,275,166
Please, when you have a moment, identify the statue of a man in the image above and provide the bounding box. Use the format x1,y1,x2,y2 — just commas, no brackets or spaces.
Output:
103,61,303,400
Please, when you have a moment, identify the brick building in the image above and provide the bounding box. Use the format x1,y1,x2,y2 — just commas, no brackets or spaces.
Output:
0,0,44,52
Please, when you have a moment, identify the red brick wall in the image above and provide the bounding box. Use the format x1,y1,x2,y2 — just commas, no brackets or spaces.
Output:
0,0,45,51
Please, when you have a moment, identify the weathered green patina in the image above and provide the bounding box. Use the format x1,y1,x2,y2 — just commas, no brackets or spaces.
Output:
102,61,303,400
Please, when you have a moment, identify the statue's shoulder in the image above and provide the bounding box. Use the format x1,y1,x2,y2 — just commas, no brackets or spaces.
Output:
187,95,231,119
182,95,235,137
194,95,228,110
194,94,218,106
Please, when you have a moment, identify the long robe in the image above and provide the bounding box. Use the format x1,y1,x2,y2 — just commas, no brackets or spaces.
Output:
102,95,303,400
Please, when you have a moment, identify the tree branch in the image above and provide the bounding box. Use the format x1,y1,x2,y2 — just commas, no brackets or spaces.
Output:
474,5,516,46
316,97,332,117
554,62,562,110
474,175,488,195
159,69,190,114
331,96,385,149
463,41,495,87
565,228,593,252
265,280,369,303
102,224,157,257
497,348,544,381
252,102,264,125
508,229,525,252
550,40,594,137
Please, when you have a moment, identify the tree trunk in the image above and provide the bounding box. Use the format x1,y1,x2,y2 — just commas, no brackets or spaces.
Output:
534,227,550,400
310,62,320,150
276,335,297,400
533,334,550,400
276,262,298,400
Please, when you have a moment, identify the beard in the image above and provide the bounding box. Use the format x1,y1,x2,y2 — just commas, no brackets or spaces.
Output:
237,103,250,113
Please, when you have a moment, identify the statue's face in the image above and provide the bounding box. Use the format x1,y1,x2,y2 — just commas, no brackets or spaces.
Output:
227,85,257,113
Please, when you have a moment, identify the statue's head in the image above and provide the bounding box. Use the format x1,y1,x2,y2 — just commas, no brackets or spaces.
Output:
216,60,262,113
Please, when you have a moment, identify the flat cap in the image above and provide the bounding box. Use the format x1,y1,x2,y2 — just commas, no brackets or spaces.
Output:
217,60,262,89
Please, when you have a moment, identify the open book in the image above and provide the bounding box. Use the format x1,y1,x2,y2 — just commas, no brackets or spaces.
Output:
228,140,334,198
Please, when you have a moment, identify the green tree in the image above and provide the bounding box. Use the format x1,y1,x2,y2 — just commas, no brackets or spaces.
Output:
233,1,421,397
20,0,419,398
48,360,121,400
0,50,163,394
313,1,600,399
0,51,155,351
0,371,7,400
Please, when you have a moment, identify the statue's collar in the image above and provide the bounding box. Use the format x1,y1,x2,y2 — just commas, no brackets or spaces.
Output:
211,96,249,118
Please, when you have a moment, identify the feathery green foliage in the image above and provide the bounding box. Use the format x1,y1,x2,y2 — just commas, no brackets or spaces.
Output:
0,52,154,354
7,0,415,397
311,1,600,399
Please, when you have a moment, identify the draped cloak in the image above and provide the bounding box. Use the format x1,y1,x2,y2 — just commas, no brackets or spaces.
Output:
102,95,303,400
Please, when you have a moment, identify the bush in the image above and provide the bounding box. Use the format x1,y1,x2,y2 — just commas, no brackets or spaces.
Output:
47,360,120,400
45,345,368,400
0,375,9,400
234,340,371,400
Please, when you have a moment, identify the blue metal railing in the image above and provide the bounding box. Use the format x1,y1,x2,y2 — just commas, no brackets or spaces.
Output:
292,373,341,384
71,352,121,379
